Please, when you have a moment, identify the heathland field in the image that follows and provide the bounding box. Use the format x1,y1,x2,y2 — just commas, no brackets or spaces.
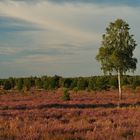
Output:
0,89,140,140
0,1,140,140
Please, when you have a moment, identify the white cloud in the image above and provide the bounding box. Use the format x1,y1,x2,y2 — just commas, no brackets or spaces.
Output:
0,0,101,43
0,46,23,55
15,54,62,63
0,0,139,43
0,0,139,44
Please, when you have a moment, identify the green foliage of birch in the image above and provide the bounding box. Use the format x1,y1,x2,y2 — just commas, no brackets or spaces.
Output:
96,19,137,99
96,19,137,74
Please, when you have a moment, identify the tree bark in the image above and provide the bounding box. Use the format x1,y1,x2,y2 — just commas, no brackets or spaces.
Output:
118,70,122,100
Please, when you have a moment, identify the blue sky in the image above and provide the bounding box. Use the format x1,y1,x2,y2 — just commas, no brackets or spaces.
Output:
0,0,140,78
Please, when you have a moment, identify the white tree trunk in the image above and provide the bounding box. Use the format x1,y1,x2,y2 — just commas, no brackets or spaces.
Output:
118,70,122,100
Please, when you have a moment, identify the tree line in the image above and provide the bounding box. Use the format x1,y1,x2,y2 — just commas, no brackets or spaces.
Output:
0,75,140,92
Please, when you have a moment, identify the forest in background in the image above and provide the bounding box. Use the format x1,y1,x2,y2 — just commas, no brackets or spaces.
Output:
1,75,140,92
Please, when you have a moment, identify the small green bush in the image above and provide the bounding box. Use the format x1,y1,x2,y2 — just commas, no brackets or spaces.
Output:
62,88,70,101
73,87,78,93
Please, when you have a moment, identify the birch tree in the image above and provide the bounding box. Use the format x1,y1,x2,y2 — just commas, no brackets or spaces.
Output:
96,19,137,100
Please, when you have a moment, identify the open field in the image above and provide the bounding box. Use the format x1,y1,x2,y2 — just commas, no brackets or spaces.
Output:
0,90,140,140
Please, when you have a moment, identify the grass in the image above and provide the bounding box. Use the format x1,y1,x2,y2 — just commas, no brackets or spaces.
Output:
0,89,140,140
